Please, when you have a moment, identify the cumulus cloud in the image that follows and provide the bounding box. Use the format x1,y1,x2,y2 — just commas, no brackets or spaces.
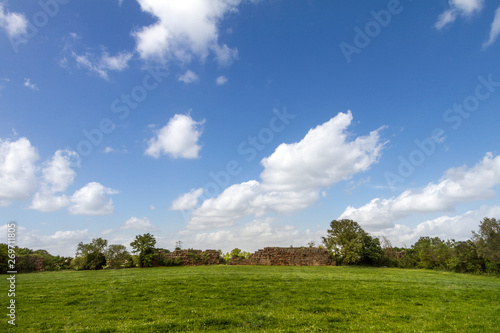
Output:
0,224,89,257
171,188,204,210
193,218,323,252
178,70,199,83
435,0,484,30
73,50,133,80
0,3,27,37
30,150,79,212
145,114,205,159
121,217,157,231
0,137,39,205
482,5,500,49
182,111,386,229
68,182,118,216
340,152,500,229
216,75,228,85
133,0,240,65
374,205,500,247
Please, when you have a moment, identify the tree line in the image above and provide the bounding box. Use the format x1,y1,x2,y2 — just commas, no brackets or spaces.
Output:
1,217,498,274
321,217,500,274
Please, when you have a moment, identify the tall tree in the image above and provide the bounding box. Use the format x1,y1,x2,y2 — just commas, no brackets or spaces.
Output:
74,238,108,270
105,244,131,269
472,217,500,272
130,233,157,267
322,219,366,265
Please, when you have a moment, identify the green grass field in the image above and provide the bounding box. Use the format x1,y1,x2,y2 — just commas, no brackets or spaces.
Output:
1,266,499,332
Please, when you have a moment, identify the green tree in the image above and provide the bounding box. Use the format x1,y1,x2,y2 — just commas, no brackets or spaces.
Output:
0,244,8,274
105,244,132,268
322,219,367,265
361,234,383,265
472,217,500,273
412,237,451,270
73,238,108,270
130,233,157,267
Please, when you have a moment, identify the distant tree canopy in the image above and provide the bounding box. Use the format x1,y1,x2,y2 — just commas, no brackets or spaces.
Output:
73,238,108,270
322,219,382,265
105,244,132,269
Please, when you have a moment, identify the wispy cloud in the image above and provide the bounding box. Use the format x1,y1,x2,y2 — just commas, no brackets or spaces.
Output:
483,5,500,49
73,50,133,80
178,70,199,83
435,0,484,30
24,78,39,91
216,75,228,86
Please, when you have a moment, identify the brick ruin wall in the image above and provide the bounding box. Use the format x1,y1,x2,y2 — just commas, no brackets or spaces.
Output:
159,249,221,266
229,247,335,266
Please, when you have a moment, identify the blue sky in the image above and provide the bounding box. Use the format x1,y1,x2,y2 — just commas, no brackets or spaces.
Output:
1,0,500,256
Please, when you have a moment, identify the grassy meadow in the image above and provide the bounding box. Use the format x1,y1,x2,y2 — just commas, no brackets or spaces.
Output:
1,266,499,332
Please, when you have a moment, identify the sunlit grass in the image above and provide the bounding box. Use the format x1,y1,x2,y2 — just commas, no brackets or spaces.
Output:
1,266,499,332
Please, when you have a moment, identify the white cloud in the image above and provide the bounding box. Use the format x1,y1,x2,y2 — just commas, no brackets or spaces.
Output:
340,152,500,229
171,188,204,210
73,50,133,80
103,146,128,154
190,181,262,229
0,224,89,257
216,75,228,85
482,5,500,49
193,218,323,252
178,70,199,83
183,111,386,229
435,0,484,30
0,3,27,37
133,0,240,65
30,150,79,212
374,205,500,247
68,182,118,216
0,137,39,205
24,78,39,91
121,216,157,231
145,114,205,159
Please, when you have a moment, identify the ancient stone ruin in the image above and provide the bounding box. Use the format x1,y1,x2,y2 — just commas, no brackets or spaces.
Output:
229,247,335,266
159,249,221,266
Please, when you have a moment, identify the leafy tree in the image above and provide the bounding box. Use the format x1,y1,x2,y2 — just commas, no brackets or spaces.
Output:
322,219,366,265
130,233,157,267
446,240,484,273
73,238,108,270
412,237,450,269
0,244,9,274
472,218,500,262
472,217,500,273
105,244,132,269
361,234,383,265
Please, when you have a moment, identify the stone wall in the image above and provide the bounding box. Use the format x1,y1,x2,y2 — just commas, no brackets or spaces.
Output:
159,249,221,266
229,247,335,266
